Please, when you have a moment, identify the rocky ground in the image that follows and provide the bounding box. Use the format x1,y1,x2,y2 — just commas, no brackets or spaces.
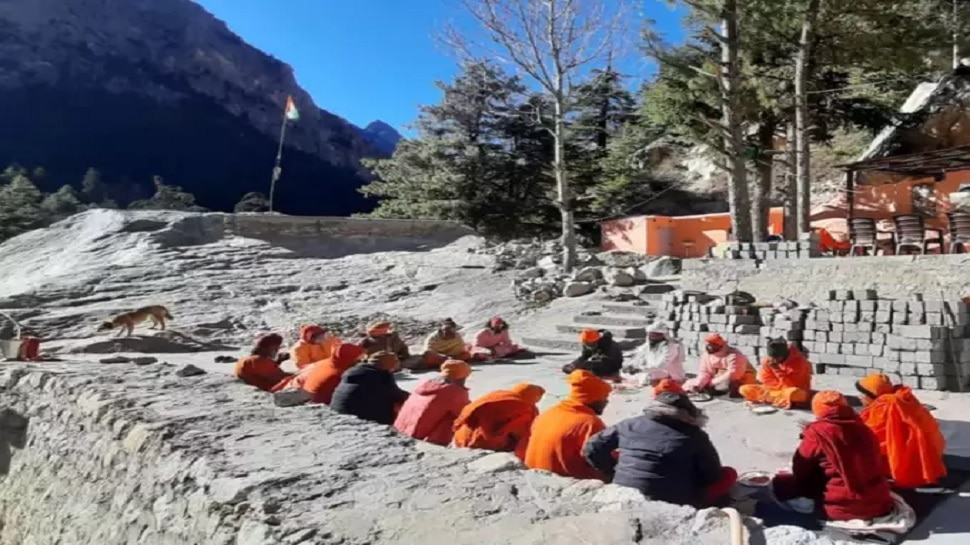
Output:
1,210,968,544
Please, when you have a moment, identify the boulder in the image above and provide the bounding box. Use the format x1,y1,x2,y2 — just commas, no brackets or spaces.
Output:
573,267,603,283
604,269,635,287
273,389,312,407
175,364,206,377
641,256,681,278
467,452,524,474
564,282,594,297
627,266,647,283
131,356,158,366
516,266,545,280
99,356,131,364
596,250,648,268
537,255,559,271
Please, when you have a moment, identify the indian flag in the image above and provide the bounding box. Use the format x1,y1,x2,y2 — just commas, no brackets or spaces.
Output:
285,96,300,121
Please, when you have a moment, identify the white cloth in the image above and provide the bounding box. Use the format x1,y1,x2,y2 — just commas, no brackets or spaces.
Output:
628,337,686,383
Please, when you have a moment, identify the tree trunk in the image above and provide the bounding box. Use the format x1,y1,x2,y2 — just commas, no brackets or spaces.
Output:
795,0,820,236
751,118,775,242
783,121,798,239
720,0,753,242
954,0,961,69
554,99,576,272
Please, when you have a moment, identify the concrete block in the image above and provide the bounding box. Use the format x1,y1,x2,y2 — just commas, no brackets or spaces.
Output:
828,301,844,312
871,333,886,345
875,324,893,334
895,325,941,339
914,350,948,364
843,323,858,333
866,344,884,357
859,300,878,312
881,359,901,373
820,353,845,365
875,311,892,324
899,351,918,364
825,342,841,354
831,312,844,324
855,289,878,300
845,355,874,368
830,322,844,332
834,290,854,300
892,313,908,324
892,301,909,312
900,363,917,375
908,313,926,325
910,301,926,313
860,311,876,322
920,376,942,390
926,312,944,326
828,332,844,343
916,363,946,377
734,325,760,335
924,300,944,313
728,315,758,326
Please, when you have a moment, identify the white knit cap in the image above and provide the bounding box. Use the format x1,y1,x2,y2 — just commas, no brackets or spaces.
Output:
645,321,668,335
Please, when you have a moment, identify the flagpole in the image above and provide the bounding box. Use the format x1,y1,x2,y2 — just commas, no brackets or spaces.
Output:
269,105,289,213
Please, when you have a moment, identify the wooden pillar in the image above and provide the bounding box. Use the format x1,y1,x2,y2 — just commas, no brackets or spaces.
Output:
845,170,856,221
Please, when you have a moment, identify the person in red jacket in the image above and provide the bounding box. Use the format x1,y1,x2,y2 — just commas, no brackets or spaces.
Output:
288,344,366,404
770,391,894,523
393,360,472,446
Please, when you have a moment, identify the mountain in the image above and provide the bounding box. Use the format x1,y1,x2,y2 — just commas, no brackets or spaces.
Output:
357,121,404,156
0,0,387,215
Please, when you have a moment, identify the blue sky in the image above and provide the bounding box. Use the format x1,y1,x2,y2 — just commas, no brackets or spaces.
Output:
195,1,686,134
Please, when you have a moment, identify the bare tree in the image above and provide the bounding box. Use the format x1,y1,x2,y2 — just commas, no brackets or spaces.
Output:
794,0,820,236
445,0,628,272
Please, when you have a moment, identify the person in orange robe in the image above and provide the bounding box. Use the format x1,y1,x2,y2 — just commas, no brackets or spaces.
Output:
857,373,947,488
233,333,293,392
524,370,611,480
421,318,472,368
288,343,365,404
393,360,473,446
290,325,341,369
452,382,546,460
739,338,812,409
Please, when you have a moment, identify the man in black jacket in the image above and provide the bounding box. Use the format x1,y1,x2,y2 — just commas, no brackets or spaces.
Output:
582,388,738,507
561,329,623,381
331,351,410,425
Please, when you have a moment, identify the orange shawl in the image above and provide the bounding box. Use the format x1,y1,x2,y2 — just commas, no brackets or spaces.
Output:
453,390,539,460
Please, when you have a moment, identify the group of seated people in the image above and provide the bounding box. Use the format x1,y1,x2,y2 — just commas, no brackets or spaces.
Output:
233,318,949,531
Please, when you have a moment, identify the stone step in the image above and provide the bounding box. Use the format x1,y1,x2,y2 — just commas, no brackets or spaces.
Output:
640,283,678,295
573,313,655,327
521,333,644,353
600,302,657,316
557,323,646,339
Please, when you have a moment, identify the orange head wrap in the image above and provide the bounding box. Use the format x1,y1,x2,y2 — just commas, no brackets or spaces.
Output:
367,321,392,337
812,390,849,419
856,373,893,403
579,328,602,344
300,324,327,343
566,370,612,404
704,333,726,348
653,378,685,398
511,383,545,405
332,344,365,370
440,359,472,380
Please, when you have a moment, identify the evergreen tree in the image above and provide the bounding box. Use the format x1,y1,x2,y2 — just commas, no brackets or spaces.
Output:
234,191,271,212
0,174,47,241
128,176,206,211
41,185,83,221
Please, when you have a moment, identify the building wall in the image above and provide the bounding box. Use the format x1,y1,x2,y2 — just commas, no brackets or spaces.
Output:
602,208,785,257
854,170,970,229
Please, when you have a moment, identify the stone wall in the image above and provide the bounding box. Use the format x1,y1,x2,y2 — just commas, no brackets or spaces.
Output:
682,254,970,302
662,289,970,391
0,361,814,545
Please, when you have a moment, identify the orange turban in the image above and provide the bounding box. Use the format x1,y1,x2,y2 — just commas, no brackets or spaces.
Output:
367,321,391,336
812,390,848,419
579,329,602,344
856,373,893,402
704,333,726,347
511,383,545,405
653,378,685,398
441,359,472,380
566,370,612,404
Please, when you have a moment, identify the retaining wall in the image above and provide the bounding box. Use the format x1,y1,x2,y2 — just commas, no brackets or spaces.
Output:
0,361,803,545
682,254,970,302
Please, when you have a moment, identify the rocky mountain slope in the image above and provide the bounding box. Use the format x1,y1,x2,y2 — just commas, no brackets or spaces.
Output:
358,120,404,156
0,0,385,215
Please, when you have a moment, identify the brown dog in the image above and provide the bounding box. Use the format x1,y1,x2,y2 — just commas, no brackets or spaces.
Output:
98,306,173,337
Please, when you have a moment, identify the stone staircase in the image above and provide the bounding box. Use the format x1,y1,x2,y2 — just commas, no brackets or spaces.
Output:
521,279,681,353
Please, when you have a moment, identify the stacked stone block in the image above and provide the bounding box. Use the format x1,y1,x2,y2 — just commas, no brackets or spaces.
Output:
659,288,970,391
710,235,821,261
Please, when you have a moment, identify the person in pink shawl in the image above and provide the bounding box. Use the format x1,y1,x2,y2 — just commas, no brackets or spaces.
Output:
469,317,524,361
684,333,756,397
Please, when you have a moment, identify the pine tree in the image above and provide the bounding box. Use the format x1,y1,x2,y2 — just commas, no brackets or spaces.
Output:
234,192,271,213
128,176,206,211
0,174,47,241
41,185,83,221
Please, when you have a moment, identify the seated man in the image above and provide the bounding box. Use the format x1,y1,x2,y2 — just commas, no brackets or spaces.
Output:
421,318,471,368
625,321,685,386
290,325,341,369
524,370,611,480
394,360,473,446
684,333,756,396
739,338,812,409
288,344,365,404
453,382,545,460
330,351,410,426
469,317,524,360
857,373,947,488
584,381,737,507
771,391,894,522
561,329,623,381
233,333,293,392
357,321,410,361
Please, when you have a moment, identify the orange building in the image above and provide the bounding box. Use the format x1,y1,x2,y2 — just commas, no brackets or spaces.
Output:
601,208,786,257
